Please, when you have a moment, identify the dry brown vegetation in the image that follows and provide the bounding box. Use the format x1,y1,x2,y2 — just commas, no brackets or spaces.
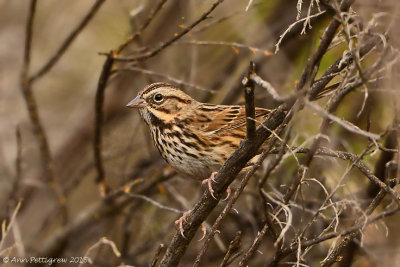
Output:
0,0,399,266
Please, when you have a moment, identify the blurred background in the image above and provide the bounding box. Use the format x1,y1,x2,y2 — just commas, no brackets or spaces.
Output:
0,0,399,266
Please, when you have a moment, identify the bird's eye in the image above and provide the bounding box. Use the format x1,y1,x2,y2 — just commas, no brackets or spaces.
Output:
154,93,163,102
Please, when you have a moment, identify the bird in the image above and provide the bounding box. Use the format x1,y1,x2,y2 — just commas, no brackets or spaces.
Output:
126,82,271,181
126,82,271,235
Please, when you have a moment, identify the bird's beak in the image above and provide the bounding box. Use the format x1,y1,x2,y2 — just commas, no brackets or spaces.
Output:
126,95,146,108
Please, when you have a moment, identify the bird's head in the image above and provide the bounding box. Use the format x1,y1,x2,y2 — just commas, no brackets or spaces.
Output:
127,83,196,126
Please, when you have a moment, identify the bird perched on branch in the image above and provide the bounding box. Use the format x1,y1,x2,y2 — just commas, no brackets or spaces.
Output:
127,82,271,182
127,82,271,234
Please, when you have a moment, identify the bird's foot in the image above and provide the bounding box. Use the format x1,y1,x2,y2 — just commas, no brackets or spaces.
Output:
175,210,191,238
175,210,207,240
202,172,218,199
202,172,231,200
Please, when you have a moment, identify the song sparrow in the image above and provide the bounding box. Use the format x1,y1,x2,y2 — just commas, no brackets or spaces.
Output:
127,82,270,182
127,82,271,235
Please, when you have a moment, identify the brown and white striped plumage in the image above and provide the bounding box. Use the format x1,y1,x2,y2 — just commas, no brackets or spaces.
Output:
127,83,270,180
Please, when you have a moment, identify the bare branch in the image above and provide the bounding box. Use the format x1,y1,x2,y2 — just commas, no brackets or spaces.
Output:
305,100,380,140
250,72,284,103
117,67,214,93
81,237,121,267
93,55,114,196
220,231,242,267
275,10,326,54
243,62,256,140
20,0,66,217
149,244,165,267
126,193,184,214
113,0,226,62
172,40,272,56
0,201,22,252
117,0,169,53
30,0,107,82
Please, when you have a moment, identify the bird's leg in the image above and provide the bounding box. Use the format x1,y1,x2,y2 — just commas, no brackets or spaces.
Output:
202,172,231,200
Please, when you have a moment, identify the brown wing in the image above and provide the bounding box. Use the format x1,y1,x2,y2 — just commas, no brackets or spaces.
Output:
190,104,270,137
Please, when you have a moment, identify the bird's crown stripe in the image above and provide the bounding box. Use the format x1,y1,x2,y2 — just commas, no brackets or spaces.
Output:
142,83,171,96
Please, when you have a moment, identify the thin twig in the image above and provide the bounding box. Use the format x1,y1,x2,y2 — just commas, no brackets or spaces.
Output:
320,181,395,267
220,231,242,267
127,193,184,214
292,147,400,204
0,201,22,251
113,0,226,62
172,40,272,56
21,0,36,79
37,172,173,259
275,11,326,54
309,34,382,100
117,0,169,53
93,54,114,196
149,244,165,267
305,100,380,140
81,237,121,267
117,67,213,93
250,72,284,103
243,62,256,140
30,0,107,82
297,0,354,92
8,126,23,213
268,181,399,266
20,0,67,217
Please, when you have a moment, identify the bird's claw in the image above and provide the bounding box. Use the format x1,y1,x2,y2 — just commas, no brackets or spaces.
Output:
198,223,207,241
175,210,191,238
202,172,231,200
202,172,218,199
222,186,231,201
